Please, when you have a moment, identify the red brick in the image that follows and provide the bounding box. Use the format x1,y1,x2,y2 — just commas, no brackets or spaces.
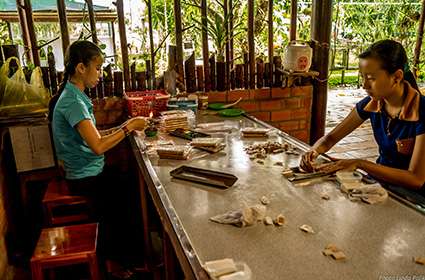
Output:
237,101,259,112
292,85,313,97
253,88,271,100
271,87,291,99
279,120,299,132
228,89,251,101
251,111,270,122
208,91,227,103
282,97,301,109
290,130,309,143
271,110,291,121
299,119,308,129
291,108,308,119
260,100,281,111
303,97,313,109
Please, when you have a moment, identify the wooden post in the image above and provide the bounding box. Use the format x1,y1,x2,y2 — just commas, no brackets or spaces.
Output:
264,62,271,87
268,0,273,86
196,65,204,91
48,51,57,95
115,0,130,91
216,61,226,91
224,0,230,90
16,1,31,62
209,55,216,90
23,0,40,66
243,53,249,89
235,64,243,89
136,72,146,91
229,0,234,83
290,0,297,41
185,53,197,93
256,58,264,88
110,21,117,60
6,22,14,44
146,60,151,90
273,56,282,87
201,0,210,91
86,0,98,44
310,0,332,144
247,0,255,89
56,0,70,57
414,0,425,78
113,71,124,97
147,0,156,87
41,67,50,93
174,0,184,88
130,61,137,90
104,64,113,97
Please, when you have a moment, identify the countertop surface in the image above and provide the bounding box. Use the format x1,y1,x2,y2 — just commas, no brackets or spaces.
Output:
133,113,425,280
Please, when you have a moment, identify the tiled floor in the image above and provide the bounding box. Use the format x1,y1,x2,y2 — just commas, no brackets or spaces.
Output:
325,88,379,162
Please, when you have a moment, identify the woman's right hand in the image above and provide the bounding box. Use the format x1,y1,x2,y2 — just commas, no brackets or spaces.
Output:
299,149,319,172
127,117,147,131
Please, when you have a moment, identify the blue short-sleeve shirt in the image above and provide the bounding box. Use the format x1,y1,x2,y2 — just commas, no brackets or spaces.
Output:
356,82,425,170
52,82,104,179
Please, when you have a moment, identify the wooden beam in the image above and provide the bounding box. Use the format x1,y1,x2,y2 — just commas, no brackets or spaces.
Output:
85,0,98,44
115,0,130,91
268,0,273,86
147,0,155,88
414,0,425,79
310,0,332,144
16,0,31,62
290,0,297,41
174,0,184,87
56,0,70,57
0,11,117,22
201,0,210,91
247,0,255,89
23,0,40,66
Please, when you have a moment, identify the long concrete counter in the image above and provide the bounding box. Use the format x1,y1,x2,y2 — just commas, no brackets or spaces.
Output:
130,113,425,280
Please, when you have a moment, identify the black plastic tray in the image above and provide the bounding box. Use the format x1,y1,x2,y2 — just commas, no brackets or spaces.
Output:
169,128,210,140
170,165,238,188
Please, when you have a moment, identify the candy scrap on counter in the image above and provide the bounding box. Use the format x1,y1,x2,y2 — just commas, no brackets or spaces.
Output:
203,258,237,278
414,257,425,265
322,244,347,260
260,196,270,205
321,193,330,200
263,216,273,225
274,214,286,226
299,224,315,234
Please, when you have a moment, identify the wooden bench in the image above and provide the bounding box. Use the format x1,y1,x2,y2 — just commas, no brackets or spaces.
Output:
31,223,101,280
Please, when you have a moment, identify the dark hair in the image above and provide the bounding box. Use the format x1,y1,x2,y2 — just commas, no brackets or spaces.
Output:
359,39,419,92
48,41,102,121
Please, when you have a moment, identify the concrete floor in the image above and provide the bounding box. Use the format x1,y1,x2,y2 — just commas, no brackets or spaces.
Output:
325,87,379,162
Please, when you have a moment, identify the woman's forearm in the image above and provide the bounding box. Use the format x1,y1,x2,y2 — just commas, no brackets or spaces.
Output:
358,160,424,190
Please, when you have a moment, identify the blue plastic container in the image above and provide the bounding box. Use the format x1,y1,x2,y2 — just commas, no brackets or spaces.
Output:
166,99,198,113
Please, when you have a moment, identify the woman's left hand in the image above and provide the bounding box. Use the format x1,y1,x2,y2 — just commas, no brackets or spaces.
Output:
315,159,362,174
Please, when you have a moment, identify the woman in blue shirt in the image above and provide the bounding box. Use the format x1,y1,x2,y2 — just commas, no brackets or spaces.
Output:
301,40,425,192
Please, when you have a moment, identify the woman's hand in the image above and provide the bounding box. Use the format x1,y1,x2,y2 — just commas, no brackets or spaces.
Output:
127,117,147,131
315,159,362,174
300,150,319,172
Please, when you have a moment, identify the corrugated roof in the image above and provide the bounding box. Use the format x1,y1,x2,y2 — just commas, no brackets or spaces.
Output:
0,0,110,12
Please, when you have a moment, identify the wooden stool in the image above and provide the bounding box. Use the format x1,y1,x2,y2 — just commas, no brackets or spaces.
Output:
31,223,101,280
42,178,90,226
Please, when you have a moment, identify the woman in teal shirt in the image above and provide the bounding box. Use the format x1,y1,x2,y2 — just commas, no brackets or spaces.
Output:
301,40,425,193
50,41,147,267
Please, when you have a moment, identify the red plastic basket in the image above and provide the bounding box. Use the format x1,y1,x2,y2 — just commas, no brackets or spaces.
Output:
124,90,170,117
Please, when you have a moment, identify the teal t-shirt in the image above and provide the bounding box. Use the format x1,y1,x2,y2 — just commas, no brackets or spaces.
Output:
52,82,104,179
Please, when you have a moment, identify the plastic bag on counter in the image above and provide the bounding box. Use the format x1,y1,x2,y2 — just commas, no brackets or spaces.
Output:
0,57,50,116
